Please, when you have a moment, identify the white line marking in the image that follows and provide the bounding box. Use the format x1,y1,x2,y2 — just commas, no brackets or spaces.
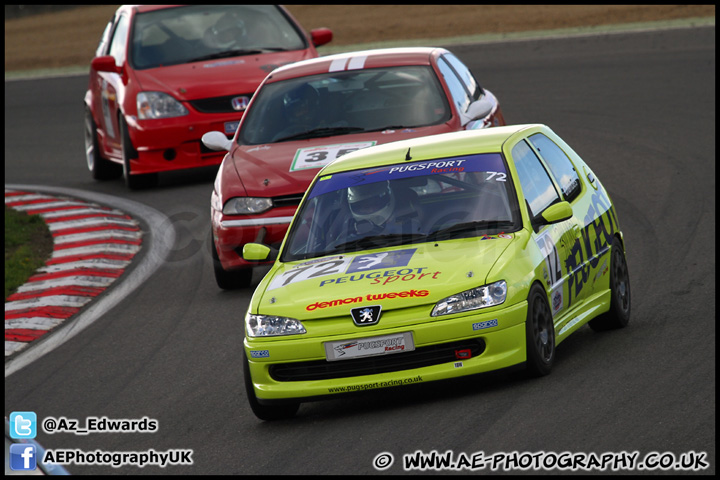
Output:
51,243,140,258
5,295,94,311
5,317,64,330
17,276,116,292
37,259,131,272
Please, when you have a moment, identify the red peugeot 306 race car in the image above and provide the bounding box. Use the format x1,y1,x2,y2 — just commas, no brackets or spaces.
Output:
202,46,506,289
83,4,332,189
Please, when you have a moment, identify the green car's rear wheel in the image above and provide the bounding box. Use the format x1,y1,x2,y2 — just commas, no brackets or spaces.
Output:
589,237,631,331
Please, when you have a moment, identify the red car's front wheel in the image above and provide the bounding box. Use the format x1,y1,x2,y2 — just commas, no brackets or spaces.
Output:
209,228,253,289
120,116,158,190
85,107,122,180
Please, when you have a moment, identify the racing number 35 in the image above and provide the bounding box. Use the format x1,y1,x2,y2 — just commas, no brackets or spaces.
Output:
290,142,377,172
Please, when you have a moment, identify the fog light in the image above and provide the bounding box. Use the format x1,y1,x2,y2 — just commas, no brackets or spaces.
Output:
455,348,472,360
163,149,176,161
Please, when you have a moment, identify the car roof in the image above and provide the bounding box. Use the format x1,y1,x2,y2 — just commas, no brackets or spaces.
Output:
125,5,185,14
127,5,281,14
265,47,448,82
321,124,548,174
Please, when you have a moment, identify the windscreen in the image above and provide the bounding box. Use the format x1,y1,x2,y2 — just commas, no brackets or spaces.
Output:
281,153,521,262
131,5,306,69
239,66,452,145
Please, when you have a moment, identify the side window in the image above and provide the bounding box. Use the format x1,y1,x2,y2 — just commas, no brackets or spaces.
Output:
437,56,471,114
443,53,483,101
512,140,561,218
528,133,581,203
95,20,114,57
108,14,130,65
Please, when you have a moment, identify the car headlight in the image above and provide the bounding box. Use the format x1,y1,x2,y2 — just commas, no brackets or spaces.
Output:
137,91,188,119
223,197,273,215
431,280,507,317
246,313,306,337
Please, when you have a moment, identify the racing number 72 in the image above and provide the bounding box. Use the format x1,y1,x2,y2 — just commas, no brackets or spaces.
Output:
280,260,346,287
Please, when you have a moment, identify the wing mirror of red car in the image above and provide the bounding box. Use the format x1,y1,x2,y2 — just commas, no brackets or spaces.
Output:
91,55,122,74
201,131,233,152
310,28,333,47
466,96,494,121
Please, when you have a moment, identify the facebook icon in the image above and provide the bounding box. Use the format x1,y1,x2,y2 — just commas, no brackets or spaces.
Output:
10,444,37,471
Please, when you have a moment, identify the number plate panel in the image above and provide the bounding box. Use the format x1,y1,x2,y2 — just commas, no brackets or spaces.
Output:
325,332,414,361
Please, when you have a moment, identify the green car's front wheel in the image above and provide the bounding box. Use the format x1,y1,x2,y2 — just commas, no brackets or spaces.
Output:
525,283,555,377
243,349,299,421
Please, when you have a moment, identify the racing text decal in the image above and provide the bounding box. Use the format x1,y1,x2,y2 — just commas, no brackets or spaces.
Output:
565,190,618,306
535,230,564,316
319,267,441,287
307,289,429,311
534,189,618,313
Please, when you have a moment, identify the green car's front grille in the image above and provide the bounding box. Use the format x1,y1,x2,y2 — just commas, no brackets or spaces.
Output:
269,338,486,382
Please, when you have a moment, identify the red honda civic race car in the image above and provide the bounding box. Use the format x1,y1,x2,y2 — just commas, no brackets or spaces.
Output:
83,4,332,189
202,46,506,289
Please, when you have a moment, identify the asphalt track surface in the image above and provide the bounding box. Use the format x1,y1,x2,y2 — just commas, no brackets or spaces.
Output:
4,26,715,474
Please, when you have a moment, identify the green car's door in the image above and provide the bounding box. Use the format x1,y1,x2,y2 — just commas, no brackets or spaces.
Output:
509,137,578,329
525,131,619,330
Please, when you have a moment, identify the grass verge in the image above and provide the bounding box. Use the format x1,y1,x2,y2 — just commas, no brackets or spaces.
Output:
5,206,54,300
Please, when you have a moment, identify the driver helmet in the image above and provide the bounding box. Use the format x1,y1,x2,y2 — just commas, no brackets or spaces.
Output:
209,12,246,48
282,84,320,123
347,181,396,227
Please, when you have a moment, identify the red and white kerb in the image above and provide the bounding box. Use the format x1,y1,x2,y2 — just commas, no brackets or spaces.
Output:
4,189,142,357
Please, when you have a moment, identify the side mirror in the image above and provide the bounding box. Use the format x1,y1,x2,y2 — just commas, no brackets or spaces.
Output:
466,96,494,121
310,28,333,47
201,131,233,152
540,201,573,225
242,243,278,262
91,55,121,74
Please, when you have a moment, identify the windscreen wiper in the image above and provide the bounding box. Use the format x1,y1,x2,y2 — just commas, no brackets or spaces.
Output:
426,220,516,242
361,124,418,132
274,126,365,143
328,233,426,254
187,49,269,63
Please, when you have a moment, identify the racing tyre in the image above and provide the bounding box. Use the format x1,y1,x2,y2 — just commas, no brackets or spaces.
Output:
209,229,253,289
85,108,122,180
525,283,555,377
589,237,631,331
243,349,299,421
120,116,158,190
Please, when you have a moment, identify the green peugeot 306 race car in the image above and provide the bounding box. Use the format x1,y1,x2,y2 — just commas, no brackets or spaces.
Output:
240,124,631,420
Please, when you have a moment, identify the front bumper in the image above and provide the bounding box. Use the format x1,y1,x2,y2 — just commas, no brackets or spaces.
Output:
212,205,297,270
245,300,528,402
126,112,241,174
